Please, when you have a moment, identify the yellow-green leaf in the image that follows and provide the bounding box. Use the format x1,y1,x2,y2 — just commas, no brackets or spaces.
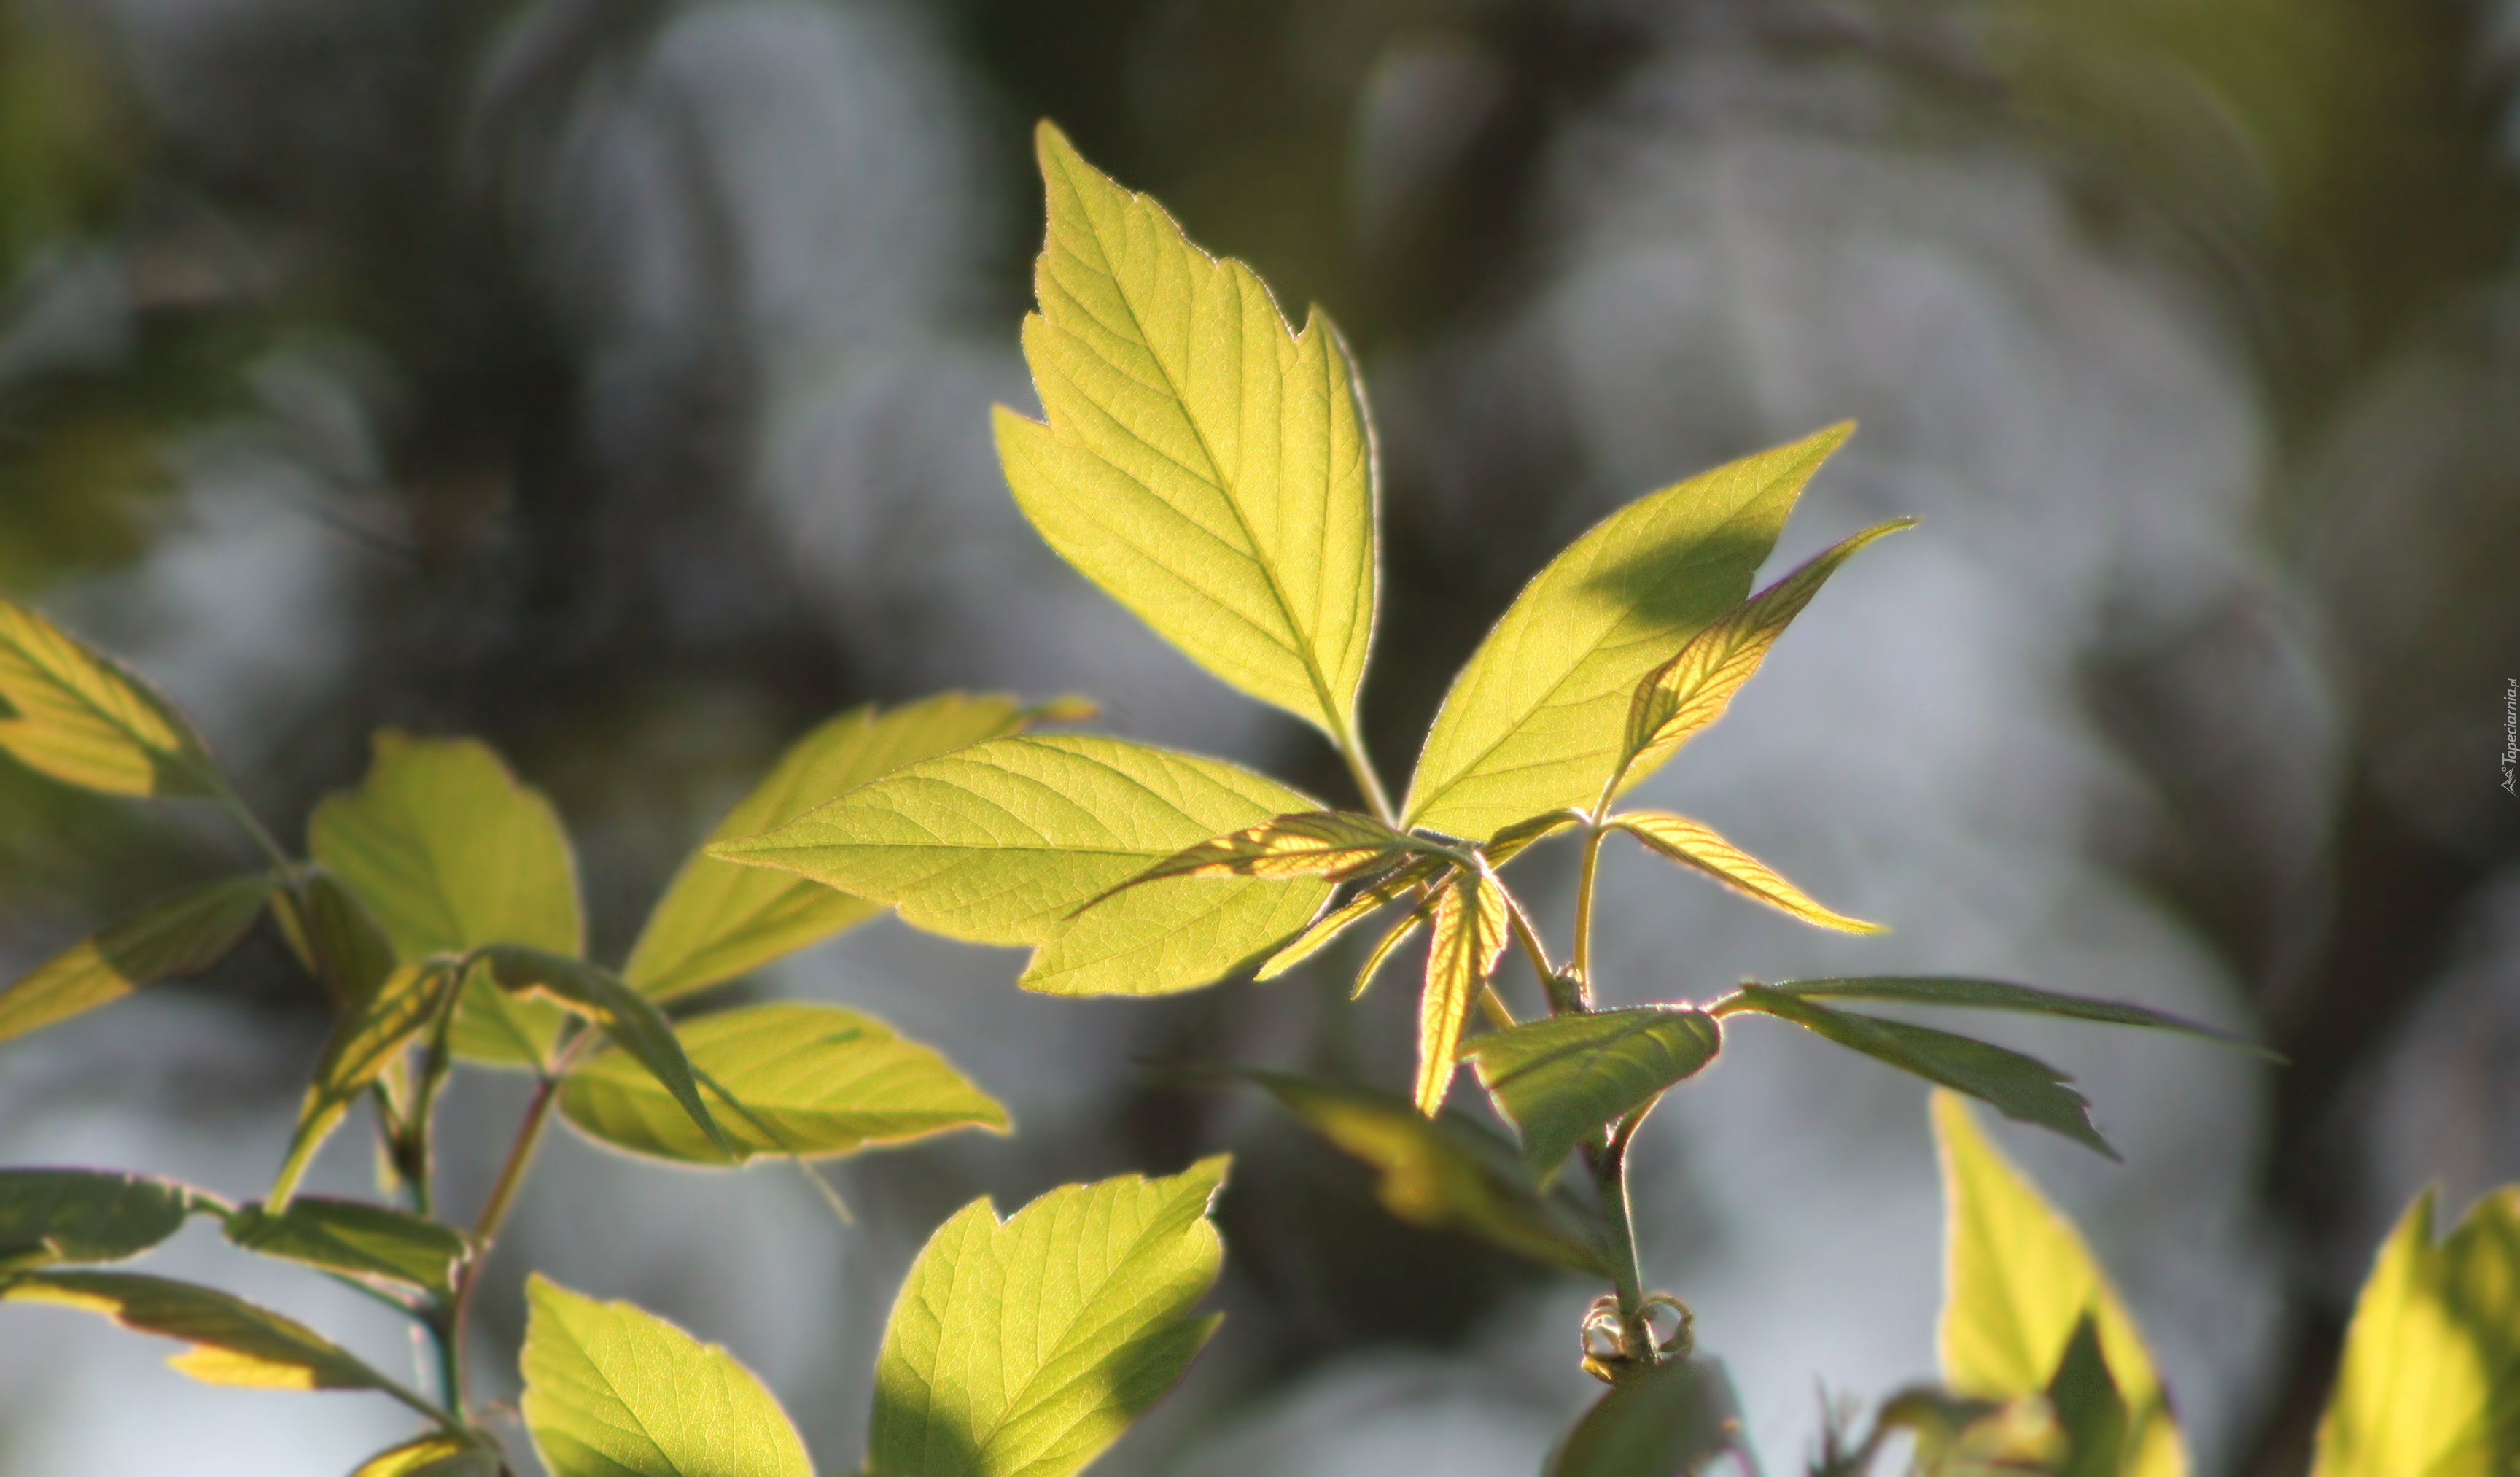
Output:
996,123,1378,749
311,732,582,1067
2311,1187,2520,1477
481,946,734,1162
1081,810,1418,912
0,1169,225,1272
712,734,1330,998
1402,425,1851,842
1461,1007,1722,1178
298,871,397,1009
561,1002,1007,1164
0,600,219,796
270,963,461,1210
1253,854,1442,982
1417,863,1508,1115
224,1198,473,1300
1934,1092,2185,1477
1616,519,1911,795
1547,1358,1741,1477
626,694,1030,1002
1608,812,1881,934
868,1157,1230,1477
522,1274,812,1477
351,1433,503,1477
1,1269,401,1393
0,872,269,1044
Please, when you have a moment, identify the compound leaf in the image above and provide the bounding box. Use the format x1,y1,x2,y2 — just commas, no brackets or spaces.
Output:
271,962,462,1210
224,1198,473,1300
0,872,269,1044
0,600,219,796
561,1002,1006,1164
0,1169,225,1272
1608,813,1881,934
1547,1357,1743,1477
0,1269,400,1392
1462,1007,1722,1178
522,1274,812,1477
1403,425,1850,842
1776,977,2263,1052
481,947,734,1163
1416,863,1509,1115
867,1157,1230,1477
998,123,1377,751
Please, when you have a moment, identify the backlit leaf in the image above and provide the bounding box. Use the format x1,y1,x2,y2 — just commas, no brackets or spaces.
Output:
481,946,734,1162
0,600,219,796
1353,907,1427,1001
1547,1357,1743,1477
997,123,1377,751
1417,863,1509,1115
522,1274,812,1477
867,1156,1231,1477
1253,853,1443,981
298,871,398,1009
1483,810,1581,867
2311,1187,2520,1477
351,1433,505,1477
271,963,462,1209
1617,519,1911,794
1403,425,1851,842
561,1002,1007,1164
626,694,1029,1002
1776,977,2263,1052
225,1198,472,1300
311,732,582,1066
1934,1092,2184,1477
0,872,268,1044
714,735,1330,998
0,1169,225,1272
1083,810,1418,909
1462,1007,1722,1178
1608,812,1881,934
1,1269,400,1392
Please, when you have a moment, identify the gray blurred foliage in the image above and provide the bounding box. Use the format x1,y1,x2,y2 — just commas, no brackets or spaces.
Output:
0,0,2515,1472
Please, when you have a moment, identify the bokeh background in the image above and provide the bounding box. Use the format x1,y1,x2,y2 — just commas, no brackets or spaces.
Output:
1,0,2517,1471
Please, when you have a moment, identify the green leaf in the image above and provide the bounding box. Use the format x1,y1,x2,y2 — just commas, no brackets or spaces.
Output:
298,871,398,1009
1243,1071,1605,1276
0,872,269,1044
1461,1007,1722,1179
2311,1187,2520,1477
1081,810,1420,910
1725,986,2117,1158
1416,862,1509,1115
868,1156,1231,1477
1547,1358,1742,1477
1775,977,2265,1052
713,735,1331,998
311,731,583,1067
2048,1314,2130,1477
521,1274,813,1477
626,694,1029,1002
1934,1092,2185,1477
1253,854,1442,981
997,123,1377,751
0,1169,226,1272
350,1434,504,1477
480,947,734,1163
1482,810,1581,867
1616,519,1911,795
1608,813,1881,934
1401,424,1851,842
271,962,463,1210
561,1002,1007,1164
224,1198,473,1300
0,600,220,796
0,1268,404,1392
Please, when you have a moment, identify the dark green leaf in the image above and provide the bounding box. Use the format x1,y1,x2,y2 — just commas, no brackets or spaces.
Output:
271,963,462,1209
2047,1314,2129,1477
225,1198,473,1300
0,1269,402,1392
1776,977,2266,1053
0,1169,225,1271
0,873,270,1044
1461,1007,1722,1178
1548,1358,1743,1477
481,946,734,1162
298,872,397,1009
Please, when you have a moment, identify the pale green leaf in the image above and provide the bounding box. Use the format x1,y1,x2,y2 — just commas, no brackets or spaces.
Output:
1253,854,1442,982
351,1433,505,1477
1461,1007,1722,1178
1,1269,400,1392
481,947,734,1162
0,1169,226,1272
311,731,582,1067
2311,1187,2520,1477
271,962,462,1211
1403,425,1851,842
998,123,1377,748
1547,1358,1742,1477
626,694,1030,1002
1934,1092,2185,1477
225,1198,473,1300
1776,977,2265,1052
522,1274,813,1477
868,1156,1231,1477
561,1002,1007,1164
0,600,219,796
713,735,1329,998
0,872,268,1044
1416,863,1509,1115
1609,812,1881,934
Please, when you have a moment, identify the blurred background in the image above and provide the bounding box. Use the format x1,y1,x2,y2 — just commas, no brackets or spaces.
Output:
1,0,2516,1471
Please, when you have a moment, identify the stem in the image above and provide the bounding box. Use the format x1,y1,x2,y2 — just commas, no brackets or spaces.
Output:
1573,821,1609,995
211,780,298,880
1592,1112,1651,1358
443,1074,562,1414
1335,722,1398,827
1502,894,1556,990
1477,984,1517,1031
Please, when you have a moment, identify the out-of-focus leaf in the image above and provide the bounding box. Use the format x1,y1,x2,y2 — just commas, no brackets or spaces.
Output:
310,732,581,1067
561,1002,1006,1164
1401,425,1850,842
480,947,732,1162
0,600,219,796
1461,1007,1722,1178
2048,1314,2129,1477
1776,977,2266,1052
0,872,268,1043
1244,1071,1605,1275
1617,520,1910,794
521,1275,812,1477
1725,987,2116,1158
997,123,1377,752
1083,810,1419,910
224,1198,472,1300
0,1269,401,1392
1547,1358,1743,1477
270,963,460,1209
298,872,397,1009
867,1157,1229,1477
1416,863,1509,1115
626,694,1028,1002
1608,813,1881,934
350,1433,504,1477
2310,1187,2520,1477
0,1169,225,1271
713,735,1329,997
1255,855,1442,981
1934,1092,2184,1477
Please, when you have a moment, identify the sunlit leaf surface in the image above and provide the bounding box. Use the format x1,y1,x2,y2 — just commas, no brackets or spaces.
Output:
350,1433,503,1477
0,1269,400,1392
0,872,268,1043
0,600,219,796
1416,863,1509,1115
1609,812,1881,934
0,1169,223,1271
1462,1007,1722,1177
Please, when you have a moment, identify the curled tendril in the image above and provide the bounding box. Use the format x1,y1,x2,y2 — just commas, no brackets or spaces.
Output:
1578,1291,1695,1383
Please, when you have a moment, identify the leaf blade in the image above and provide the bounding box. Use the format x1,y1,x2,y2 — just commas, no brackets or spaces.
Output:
1,1269,399,1392
1081,810,1418,907
1253,853,1443,981
0,873,269,1044
0,600,219,796
224,1198,473,1300
0,1169,225,1272
481,947,734,1162
1461,1007,1722,1178
1776,977,2264,1052
1416,863,1509,1115
1609,812,1881,934
1547,1357,1744,1477
271,962,463,1209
